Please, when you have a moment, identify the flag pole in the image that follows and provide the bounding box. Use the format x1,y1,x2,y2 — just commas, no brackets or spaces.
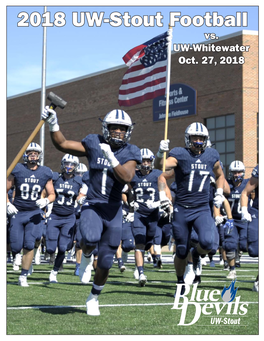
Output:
40,6,47,165
162,25,173,172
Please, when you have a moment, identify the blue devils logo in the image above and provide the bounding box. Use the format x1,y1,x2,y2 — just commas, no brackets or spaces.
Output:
221,280,238,303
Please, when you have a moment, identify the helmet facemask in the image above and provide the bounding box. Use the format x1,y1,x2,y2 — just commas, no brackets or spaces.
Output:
101,109,134,147
138,148,155,171
23,143,43,165
185,123,209,153
229,161,245,183
61,154,79,175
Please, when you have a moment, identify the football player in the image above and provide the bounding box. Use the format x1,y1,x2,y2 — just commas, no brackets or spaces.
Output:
240,164,259,291
45,154,84,283
42,107,141,315
223,161,250,279
116,185,135,272
154,122,229,294
73,163,89,276
129,148,167,286
6,142,55,286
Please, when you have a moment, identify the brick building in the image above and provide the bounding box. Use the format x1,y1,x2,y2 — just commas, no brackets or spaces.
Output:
7,30,258,178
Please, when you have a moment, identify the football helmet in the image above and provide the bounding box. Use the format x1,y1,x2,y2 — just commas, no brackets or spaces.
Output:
206,138,212,148
101,109,133,147
75,163,88,176
138,148,155,171
61,154,79,174
23,142,43,164
185,122,209,151
229,160,245,183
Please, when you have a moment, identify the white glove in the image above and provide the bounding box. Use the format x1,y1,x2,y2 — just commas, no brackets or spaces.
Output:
213,188,225,208
157,139,170,158
130,201,139,212
41,106,59,132
215,215,225,226
45,203,53,218
7,202,18,215
159,191,172,211
126,212,134,222
99,143,119,168
77,196,86,205
122,209,128,217
241,206,252,223
36,198,50,209
145,200,160,209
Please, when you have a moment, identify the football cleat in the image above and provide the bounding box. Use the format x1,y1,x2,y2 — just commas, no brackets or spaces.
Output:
86,293,100,316
193,275,201,284
79,254,94,284
157,258,163,269
147,251,152,262
13,262,19,271
18,275,29,287
224,261,229,270
184,264,195,285
133,268,139,280
15,253,22,266
119,264,126,273
174,282,185,297
226,269,237,280
49,270,58,283
139,273,147,287
252,280,259,292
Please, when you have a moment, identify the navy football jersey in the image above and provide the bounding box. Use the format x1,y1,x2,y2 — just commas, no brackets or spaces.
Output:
130,169,162,215
82,171,90,187
8,187,15,202
52,172,83,216
81,134,141,204
251,165,259,210
168,147,220,207
227,178,250,220
11,163,53,211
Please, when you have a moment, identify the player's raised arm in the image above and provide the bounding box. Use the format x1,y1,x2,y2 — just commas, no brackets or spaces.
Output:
42,106,87,156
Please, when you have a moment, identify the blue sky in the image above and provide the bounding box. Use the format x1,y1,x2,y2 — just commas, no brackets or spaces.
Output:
6,4,259,98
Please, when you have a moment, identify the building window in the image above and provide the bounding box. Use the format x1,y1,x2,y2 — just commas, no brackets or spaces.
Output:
206,114,235,177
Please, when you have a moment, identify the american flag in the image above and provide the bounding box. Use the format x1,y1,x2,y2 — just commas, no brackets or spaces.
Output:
118,31,171,107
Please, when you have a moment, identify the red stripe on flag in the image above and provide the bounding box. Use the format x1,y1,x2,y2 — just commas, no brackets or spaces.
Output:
121,66,167,85
119,77,167,95
118,88,166,107
122,44,146,65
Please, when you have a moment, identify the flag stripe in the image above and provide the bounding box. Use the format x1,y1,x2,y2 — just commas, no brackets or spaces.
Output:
118,88,166,107
119,77,167,95
119,81,167,100
120,67,167,89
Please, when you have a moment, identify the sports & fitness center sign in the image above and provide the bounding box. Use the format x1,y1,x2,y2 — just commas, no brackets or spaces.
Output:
153,83,197,122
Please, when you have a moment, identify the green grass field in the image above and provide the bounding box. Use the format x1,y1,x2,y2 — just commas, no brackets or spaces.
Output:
6,253,259,335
